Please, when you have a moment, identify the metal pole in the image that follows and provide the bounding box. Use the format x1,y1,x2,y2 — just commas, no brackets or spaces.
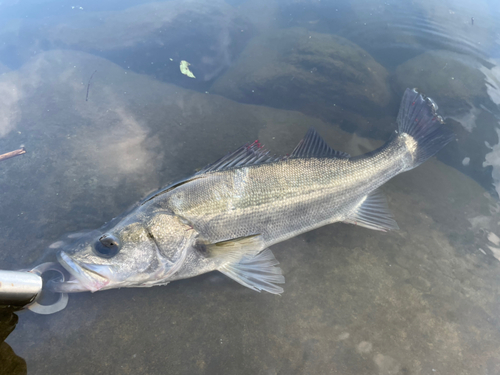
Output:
0,270,43,307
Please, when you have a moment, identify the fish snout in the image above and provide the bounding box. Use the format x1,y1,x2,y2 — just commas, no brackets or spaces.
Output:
57,251,110,292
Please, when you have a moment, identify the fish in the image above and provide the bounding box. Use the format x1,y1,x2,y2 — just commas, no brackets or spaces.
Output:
50,88,454,297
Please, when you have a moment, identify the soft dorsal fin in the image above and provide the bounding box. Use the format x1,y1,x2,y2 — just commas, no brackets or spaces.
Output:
196,141,281,175
343,189,399,232
290,128,350,159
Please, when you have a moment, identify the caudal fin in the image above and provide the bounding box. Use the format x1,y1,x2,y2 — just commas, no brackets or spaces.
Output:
397,88,454,168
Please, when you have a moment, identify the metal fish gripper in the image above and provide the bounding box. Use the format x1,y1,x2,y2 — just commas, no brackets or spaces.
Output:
0,263,69,314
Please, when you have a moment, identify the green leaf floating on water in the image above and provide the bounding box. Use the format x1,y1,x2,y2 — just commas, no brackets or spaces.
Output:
180,60,196,78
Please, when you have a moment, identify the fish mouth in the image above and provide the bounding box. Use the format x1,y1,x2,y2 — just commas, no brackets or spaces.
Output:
56,251,110,293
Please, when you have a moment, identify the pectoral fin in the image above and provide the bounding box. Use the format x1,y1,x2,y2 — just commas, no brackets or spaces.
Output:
343,189,399,232
218,249,285,294
196,234,266,262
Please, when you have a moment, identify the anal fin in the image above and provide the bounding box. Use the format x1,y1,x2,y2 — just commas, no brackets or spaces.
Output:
218,249,285,294
344,189,399,232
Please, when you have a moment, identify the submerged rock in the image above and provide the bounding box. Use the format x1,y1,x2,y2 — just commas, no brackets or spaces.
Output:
211,28,393,128
393,50,490,116
392,50,500,196
0,0,254,90
269,0,497,69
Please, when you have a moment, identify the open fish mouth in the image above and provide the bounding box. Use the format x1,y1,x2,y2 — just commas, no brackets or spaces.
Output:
55,251,110,293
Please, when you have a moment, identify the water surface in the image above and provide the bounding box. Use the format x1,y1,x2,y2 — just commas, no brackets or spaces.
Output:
1,0,500,374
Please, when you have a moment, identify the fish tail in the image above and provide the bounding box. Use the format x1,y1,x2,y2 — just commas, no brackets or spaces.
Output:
397,88,454,169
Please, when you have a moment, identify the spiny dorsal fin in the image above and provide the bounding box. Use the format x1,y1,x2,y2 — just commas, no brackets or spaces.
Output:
290,128,350,159
343,189,399,232
140,177,202,205
218,249,285,294
196,141,281,175
196,128,348,175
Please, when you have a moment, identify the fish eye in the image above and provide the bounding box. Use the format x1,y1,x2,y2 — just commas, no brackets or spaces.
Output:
93,233,121,258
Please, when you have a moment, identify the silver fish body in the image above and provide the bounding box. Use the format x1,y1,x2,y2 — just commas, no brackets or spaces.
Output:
52,88,453,298
147,137,409,262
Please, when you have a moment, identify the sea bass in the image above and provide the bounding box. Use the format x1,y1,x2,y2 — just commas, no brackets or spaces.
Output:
52,88,454,296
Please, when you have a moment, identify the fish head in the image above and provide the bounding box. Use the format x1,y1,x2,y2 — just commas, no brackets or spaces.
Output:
56,212,193,292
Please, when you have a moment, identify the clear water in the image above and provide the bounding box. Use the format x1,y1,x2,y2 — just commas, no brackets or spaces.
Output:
1,0,500,373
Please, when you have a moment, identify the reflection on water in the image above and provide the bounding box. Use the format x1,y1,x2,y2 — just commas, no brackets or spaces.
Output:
0,0,500,374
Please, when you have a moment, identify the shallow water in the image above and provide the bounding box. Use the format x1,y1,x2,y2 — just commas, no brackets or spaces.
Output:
1,0,500,374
